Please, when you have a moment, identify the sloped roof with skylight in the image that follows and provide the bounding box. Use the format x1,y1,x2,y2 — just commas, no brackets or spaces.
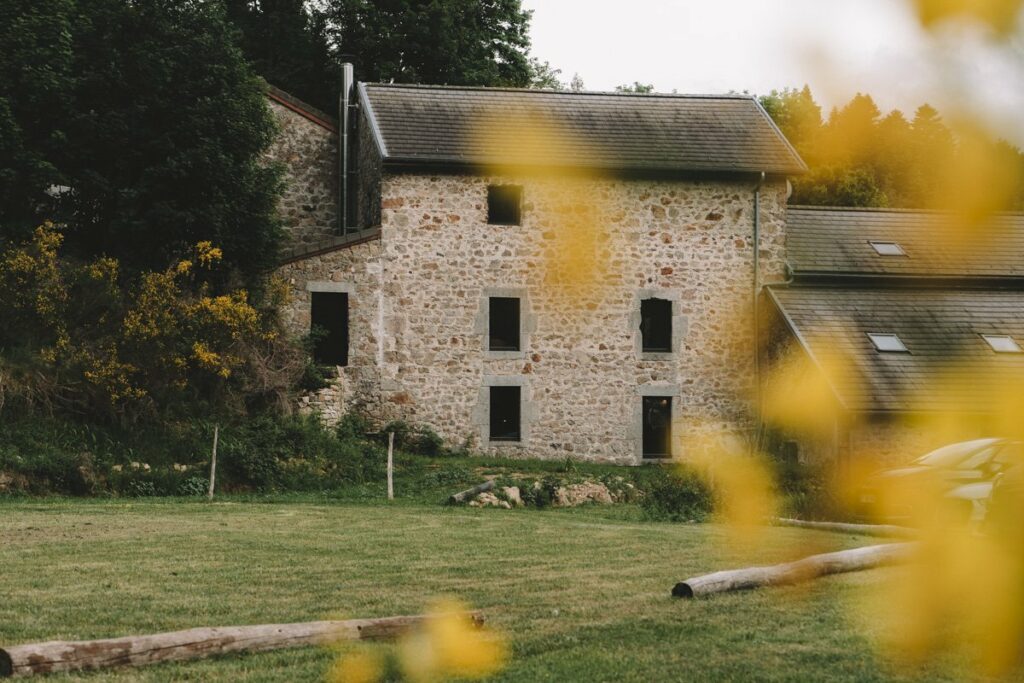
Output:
787,207,1024,280
766,286,1024,412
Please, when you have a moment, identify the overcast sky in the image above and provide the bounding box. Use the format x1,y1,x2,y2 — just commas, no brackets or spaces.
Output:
522,0,1024,142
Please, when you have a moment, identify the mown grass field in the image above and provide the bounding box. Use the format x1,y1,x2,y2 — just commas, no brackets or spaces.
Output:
0,498,974,682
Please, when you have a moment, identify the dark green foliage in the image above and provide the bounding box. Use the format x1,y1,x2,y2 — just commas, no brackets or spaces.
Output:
638,466,713,522
0,0,75,231
336,411,374,442
177,476,210,497
324,0,534,88
0,413,383,496
381,420,446,457
515,475,560,508
218,413,383,491
773,457,851,521
0,0,283,285
225,0,338,112
795,166,887,207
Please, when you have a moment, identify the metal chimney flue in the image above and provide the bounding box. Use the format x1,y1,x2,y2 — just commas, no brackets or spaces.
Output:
339,63,354,234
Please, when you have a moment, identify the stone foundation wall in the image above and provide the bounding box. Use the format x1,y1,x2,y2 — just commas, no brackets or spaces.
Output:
368,172,789,463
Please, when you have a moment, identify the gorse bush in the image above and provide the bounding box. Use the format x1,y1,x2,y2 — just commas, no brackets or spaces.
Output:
0,223,304,423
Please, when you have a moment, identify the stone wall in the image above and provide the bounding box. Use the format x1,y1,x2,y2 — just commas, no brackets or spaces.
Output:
368,172,790,463
265,99,340,251
277,239,383,422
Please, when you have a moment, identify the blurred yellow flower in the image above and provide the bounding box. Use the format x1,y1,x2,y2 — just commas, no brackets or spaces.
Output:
911,0,1023,35
326,650,383,683
398,600,507,682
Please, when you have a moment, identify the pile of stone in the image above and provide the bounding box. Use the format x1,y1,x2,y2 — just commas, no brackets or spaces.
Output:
467,486,522,509
462,480,620,509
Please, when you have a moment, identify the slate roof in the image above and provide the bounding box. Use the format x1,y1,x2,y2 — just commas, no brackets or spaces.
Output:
767,286,1024,413
359,83,807,176
787,206,1024,280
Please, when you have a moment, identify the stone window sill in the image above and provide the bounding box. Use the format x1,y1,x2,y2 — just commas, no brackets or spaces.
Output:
639,351,676,361
485,350,527,360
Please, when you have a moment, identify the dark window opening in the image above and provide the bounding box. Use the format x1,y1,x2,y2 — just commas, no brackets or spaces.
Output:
490,386,521,442
310,292,349,366
642,396,672,459
489,297,521,351
487,185,522,225
641,298,673,352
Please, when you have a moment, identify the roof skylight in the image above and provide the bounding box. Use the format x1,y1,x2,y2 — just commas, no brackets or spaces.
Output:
869,241,906,256
867,333,909,353
982,335,1022,353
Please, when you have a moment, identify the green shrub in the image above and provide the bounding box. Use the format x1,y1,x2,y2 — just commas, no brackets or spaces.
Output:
126,479,158,497
0,412,383,496
518,475,560,509
773,457,850,521
177,476,209,497
423,465,474,488
381,420,446,457
639,466,713,522
336,411,373,442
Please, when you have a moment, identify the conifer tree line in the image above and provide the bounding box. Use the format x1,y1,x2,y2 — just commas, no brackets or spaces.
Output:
759,86,1024,211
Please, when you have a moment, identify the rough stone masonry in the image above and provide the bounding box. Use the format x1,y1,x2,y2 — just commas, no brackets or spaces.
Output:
269,92,791,464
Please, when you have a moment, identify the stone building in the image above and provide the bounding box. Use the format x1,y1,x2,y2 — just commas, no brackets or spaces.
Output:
268,80,806,463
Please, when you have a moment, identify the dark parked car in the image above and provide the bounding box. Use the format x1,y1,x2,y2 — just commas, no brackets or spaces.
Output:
858,438,1018,523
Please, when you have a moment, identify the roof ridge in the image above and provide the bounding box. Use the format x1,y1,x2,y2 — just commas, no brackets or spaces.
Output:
360,81,755,101
265,84,338,133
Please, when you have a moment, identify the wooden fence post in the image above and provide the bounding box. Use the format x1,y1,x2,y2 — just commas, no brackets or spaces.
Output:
387,431,394,501
207,424,219,500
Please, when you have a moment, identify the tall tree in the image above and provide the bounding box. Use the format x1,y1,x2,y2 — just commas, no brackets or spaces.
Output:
0,0,75,232
528,58,565,90
225,0,338,112
323,0,534,88
759,86,822,159
0,0,283,285
761,86,1024,211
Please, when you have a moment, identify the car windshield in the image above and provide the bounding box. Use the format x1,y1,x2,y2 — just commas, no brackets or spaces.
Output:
915,440,999,469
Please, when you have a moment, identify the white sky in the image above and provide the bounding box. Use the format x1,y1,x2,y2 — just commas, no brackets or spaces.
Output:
522,0,1024,143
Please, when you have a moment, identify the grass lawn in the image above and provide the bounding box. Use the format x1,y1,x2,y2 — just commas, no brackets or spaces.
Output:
0,498,973,682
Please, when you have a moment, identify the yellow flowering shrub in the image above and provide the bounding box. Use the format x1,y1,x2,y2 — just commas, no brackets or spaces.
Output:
0,223,300,421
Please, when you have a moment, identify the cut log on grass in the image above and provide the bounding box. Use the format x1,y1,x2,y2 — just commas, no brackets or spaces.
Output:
672,542,916,599
449,480,495,505
0,612,483,678
774,517,918,539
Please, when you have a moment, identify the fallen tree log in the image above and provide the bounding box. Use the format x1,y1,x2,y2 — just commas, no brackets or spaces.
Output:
672,543,916,599
774,517,918,539
449,480,495,505
0,612,483,678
